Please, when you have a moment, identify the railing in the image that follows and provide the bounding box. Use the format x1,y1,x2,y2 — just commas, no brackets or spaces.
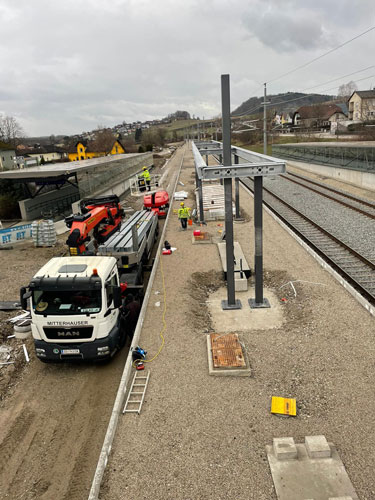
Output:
272,144,375,172
129,174,162,196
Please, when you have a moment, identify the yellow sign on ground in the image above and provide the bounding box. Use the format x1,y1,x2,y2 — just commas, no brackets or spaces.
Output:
271,396,297,416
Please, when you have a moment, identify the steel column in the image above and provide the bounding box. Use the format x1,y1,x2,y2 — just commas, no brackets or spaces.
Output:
250,190,269,306
221,75,241,310
195,152,205,224
249,83,270,308
219,154,223,185
234,155,240,219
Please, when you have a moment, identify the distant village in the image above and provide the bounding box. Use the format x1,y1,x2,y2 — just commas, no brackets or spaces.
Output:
0,91,374,171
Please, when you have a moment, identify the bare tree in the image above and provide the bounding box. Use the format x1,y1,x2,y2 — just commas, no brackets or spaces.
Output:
155,127,167,146
0,115,24,147
338,81,358,98
92,128,116,153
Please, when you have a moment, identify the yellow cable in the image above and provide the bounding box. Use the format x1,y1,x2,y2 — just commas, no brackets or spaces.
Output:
132,252,166,368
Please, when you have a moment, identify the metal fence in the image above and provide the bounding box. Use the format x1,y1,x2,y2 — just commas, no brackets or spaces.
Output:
271,144,375,172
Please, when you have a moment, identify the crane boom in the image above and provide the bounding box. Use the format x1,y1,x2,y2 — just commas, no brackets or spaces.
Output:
65,195,123,255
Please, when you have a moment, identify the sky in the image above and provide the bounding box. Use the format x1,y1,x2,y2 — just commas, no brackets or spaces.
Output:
0,0,374,136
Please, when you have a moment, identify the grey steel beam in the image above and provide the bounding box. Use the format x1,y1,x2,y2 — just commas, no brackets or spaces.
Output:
234,155,240,219
192,141,286,181
197,162,285,180
221,74,241,311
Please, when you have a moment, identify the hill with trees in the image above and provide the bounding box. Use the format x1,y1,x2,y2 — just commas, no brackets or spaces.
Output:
232,92,336,117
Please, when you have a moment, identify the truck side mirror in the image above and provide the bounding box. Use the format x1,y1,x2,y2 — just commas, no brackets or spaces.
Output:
20,287,31,310
113,286,122,308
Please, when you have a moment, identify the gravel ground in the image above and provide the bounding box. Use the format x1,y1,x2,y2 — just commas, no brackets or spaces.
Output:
263,175,375,261
100,145,375,499
287,161,375,202
285,172,375,216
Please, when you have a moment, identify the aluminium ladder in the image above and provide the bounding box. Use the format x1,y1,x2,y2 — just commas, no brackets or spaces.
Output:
122,371,150,415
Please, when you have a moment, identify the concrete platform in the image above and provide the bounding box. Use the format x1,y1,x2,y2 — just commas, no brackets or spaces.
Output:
207,287,284,332
267,436,359,500
99,144,375,500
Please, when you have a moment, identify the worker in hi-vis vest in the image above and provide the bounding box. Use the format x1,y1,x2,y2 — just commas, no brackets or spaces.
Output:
142,166,151,191
178,202,190,230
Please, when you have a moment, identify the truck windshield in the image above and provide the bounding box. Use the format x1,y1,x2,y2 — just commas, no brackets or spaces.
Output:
32,289,102,315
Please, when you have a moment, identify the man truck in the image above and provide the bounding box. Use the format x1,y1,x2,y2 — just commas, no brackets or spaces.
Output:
21,198,158,362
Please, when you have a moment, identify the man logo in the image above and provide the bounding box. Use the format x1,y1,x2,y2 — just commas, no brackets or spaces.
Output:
57,330,80,337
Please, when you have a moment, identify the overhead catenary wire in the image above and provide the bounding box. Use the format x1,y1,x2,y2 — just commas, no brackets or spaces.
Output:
269,73,375,108
267,25,375,85
232,28,374,118
220,27,374,124
301,65,375,92
233,71,375,119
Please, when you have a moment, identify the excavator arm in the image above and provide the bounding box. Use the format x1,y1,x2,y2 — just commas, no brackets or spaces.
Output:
65,195,123,255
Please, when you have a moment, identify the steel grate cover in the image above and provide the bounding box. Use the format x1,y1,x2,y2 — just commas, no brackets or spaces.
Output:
210,333,246,368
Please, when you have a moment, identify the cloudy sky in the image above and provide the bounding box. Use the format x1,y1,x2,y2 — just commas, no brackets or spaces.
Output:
1,0,374,136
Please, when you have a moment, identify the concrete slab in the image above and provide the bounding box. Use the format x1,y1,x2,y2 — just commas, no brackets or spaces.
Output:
208,287,284,333
266,437,359,500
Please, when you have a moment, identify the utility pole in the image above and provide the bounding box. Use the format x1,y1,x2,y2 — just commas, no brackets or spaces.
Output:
263,82,267,155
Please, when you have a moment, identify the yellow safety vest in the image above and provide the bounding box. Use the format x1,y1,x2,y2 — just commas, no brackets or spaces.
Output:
142,169,150,181
178,207,190,218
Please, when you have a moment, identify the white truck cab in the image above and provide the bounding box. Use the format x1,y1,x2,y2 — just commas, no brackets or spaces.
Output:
22,256,124,362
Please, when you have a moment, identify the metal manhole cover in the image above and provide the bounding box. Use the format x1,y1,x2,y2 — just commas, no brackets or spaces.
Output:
210,333,246,368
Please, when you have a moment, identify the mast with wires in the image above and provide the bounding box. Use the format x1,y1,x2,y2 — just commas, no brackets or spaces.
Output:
263,83,269,155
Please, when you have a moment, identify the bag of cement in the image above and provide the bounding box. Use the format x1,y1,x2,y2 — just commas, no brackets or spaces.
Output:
174,191,188,200
32,219,56,247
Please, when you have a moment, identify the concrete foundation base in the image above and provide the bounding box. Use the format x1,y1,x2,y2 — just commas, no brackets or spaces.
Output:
235,276,248,291
207,287,283,333
266,436,359,500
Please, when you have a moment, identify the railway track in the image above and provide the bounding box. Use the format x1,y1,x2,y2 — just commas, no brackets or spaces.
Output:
241,177,375,307
282,171,375,219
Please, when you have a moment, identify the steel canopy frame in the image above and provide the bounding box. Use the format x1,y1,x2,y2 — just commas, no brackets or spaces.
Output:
192,84,286,309
192,141,286,180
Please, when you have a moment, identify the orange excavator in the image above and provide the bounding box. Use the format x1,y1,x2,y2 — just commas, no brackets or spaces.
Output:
65,195,124,255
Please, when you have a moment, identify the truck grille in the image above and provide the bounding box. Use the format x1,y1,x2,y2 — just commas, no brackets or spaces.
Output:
43,326,93,340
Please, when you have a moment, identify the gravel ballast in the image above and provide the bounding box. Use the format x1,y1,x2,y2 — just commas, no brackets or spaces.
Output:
100,146,375,500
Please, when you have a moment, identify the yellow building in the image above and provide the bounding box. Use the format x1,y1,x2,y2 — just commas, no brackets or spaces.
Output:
68,139,126,162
